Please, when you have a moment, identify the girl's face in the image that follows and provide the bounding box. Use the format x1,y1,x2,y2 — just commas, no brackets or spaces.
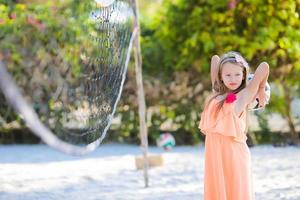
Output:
221,62,244,91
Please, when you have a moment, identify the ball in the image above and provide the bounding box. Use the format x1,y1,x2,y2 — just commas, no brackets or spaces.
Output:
157,133,176,151
247,73,271,110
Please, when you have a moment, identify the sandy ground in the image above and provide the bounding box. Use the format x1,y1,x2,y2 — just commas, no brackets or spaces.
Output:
0,144,299,200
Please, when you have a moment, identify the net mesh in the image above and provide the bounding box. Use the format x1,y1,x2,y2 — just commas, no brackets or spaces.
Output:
0,0,136,155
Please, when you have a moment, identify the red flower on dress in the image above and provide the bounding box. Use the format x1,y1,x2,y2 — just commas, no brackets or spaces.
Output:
225,92,237,103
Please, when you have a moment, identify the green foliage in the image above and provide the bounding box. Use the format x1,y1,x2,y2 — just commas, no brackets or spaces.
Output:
254,111,272,143
140,0,300,144
0,0,118,137
0,1,89,76
144,0,300,75
113,101,203,146
113,70,205,146
1,0,300,145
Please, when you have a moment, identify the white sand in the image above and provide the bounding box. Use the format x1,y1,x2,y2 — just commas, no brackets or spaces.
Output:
0,144,299,200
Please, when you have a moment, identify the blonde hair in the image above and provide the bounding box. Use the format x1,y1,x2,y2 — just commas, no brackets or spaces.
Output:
206,51,250,132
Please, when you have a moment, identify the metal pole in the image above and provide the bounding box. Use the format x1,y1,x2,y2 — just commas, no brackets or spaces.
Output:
132,0,149,188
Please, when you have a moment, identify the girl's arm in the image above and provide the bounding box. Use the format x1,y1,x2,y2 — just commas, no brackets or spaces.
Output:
256,69,270,107
245,62,269,103
236,62,270,115
258,71,268,90
210,55,220,91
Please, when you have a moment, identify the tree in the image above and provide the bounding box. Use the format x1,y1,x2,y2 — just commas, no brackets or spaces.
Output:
145,0,300,143
0,1,102,133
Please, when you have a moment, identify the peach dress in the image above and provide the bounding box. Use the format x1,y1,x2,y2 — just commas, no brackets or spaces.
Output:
199,97,255,200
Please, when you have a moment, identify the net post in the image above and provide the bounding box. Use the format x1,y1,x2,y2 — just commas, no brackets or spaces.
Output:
132,0,149,188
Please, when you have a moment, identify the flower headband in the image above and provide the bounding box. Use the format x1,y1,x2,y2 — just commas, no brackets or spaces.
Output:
234,54,249,68
221,52,249,68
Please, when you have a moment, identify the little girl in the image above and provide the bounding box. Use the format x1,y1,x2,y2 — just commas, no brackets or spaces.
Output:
199,51,270,200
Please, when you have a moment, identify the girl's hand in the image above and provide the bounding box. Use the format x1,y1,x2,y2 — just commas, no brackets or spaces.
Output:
210,55,220,91
256,87,269,108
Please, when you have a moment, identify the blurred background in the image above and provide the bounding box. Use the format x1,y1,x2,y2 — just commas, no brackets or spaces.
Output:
1,0,300,147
